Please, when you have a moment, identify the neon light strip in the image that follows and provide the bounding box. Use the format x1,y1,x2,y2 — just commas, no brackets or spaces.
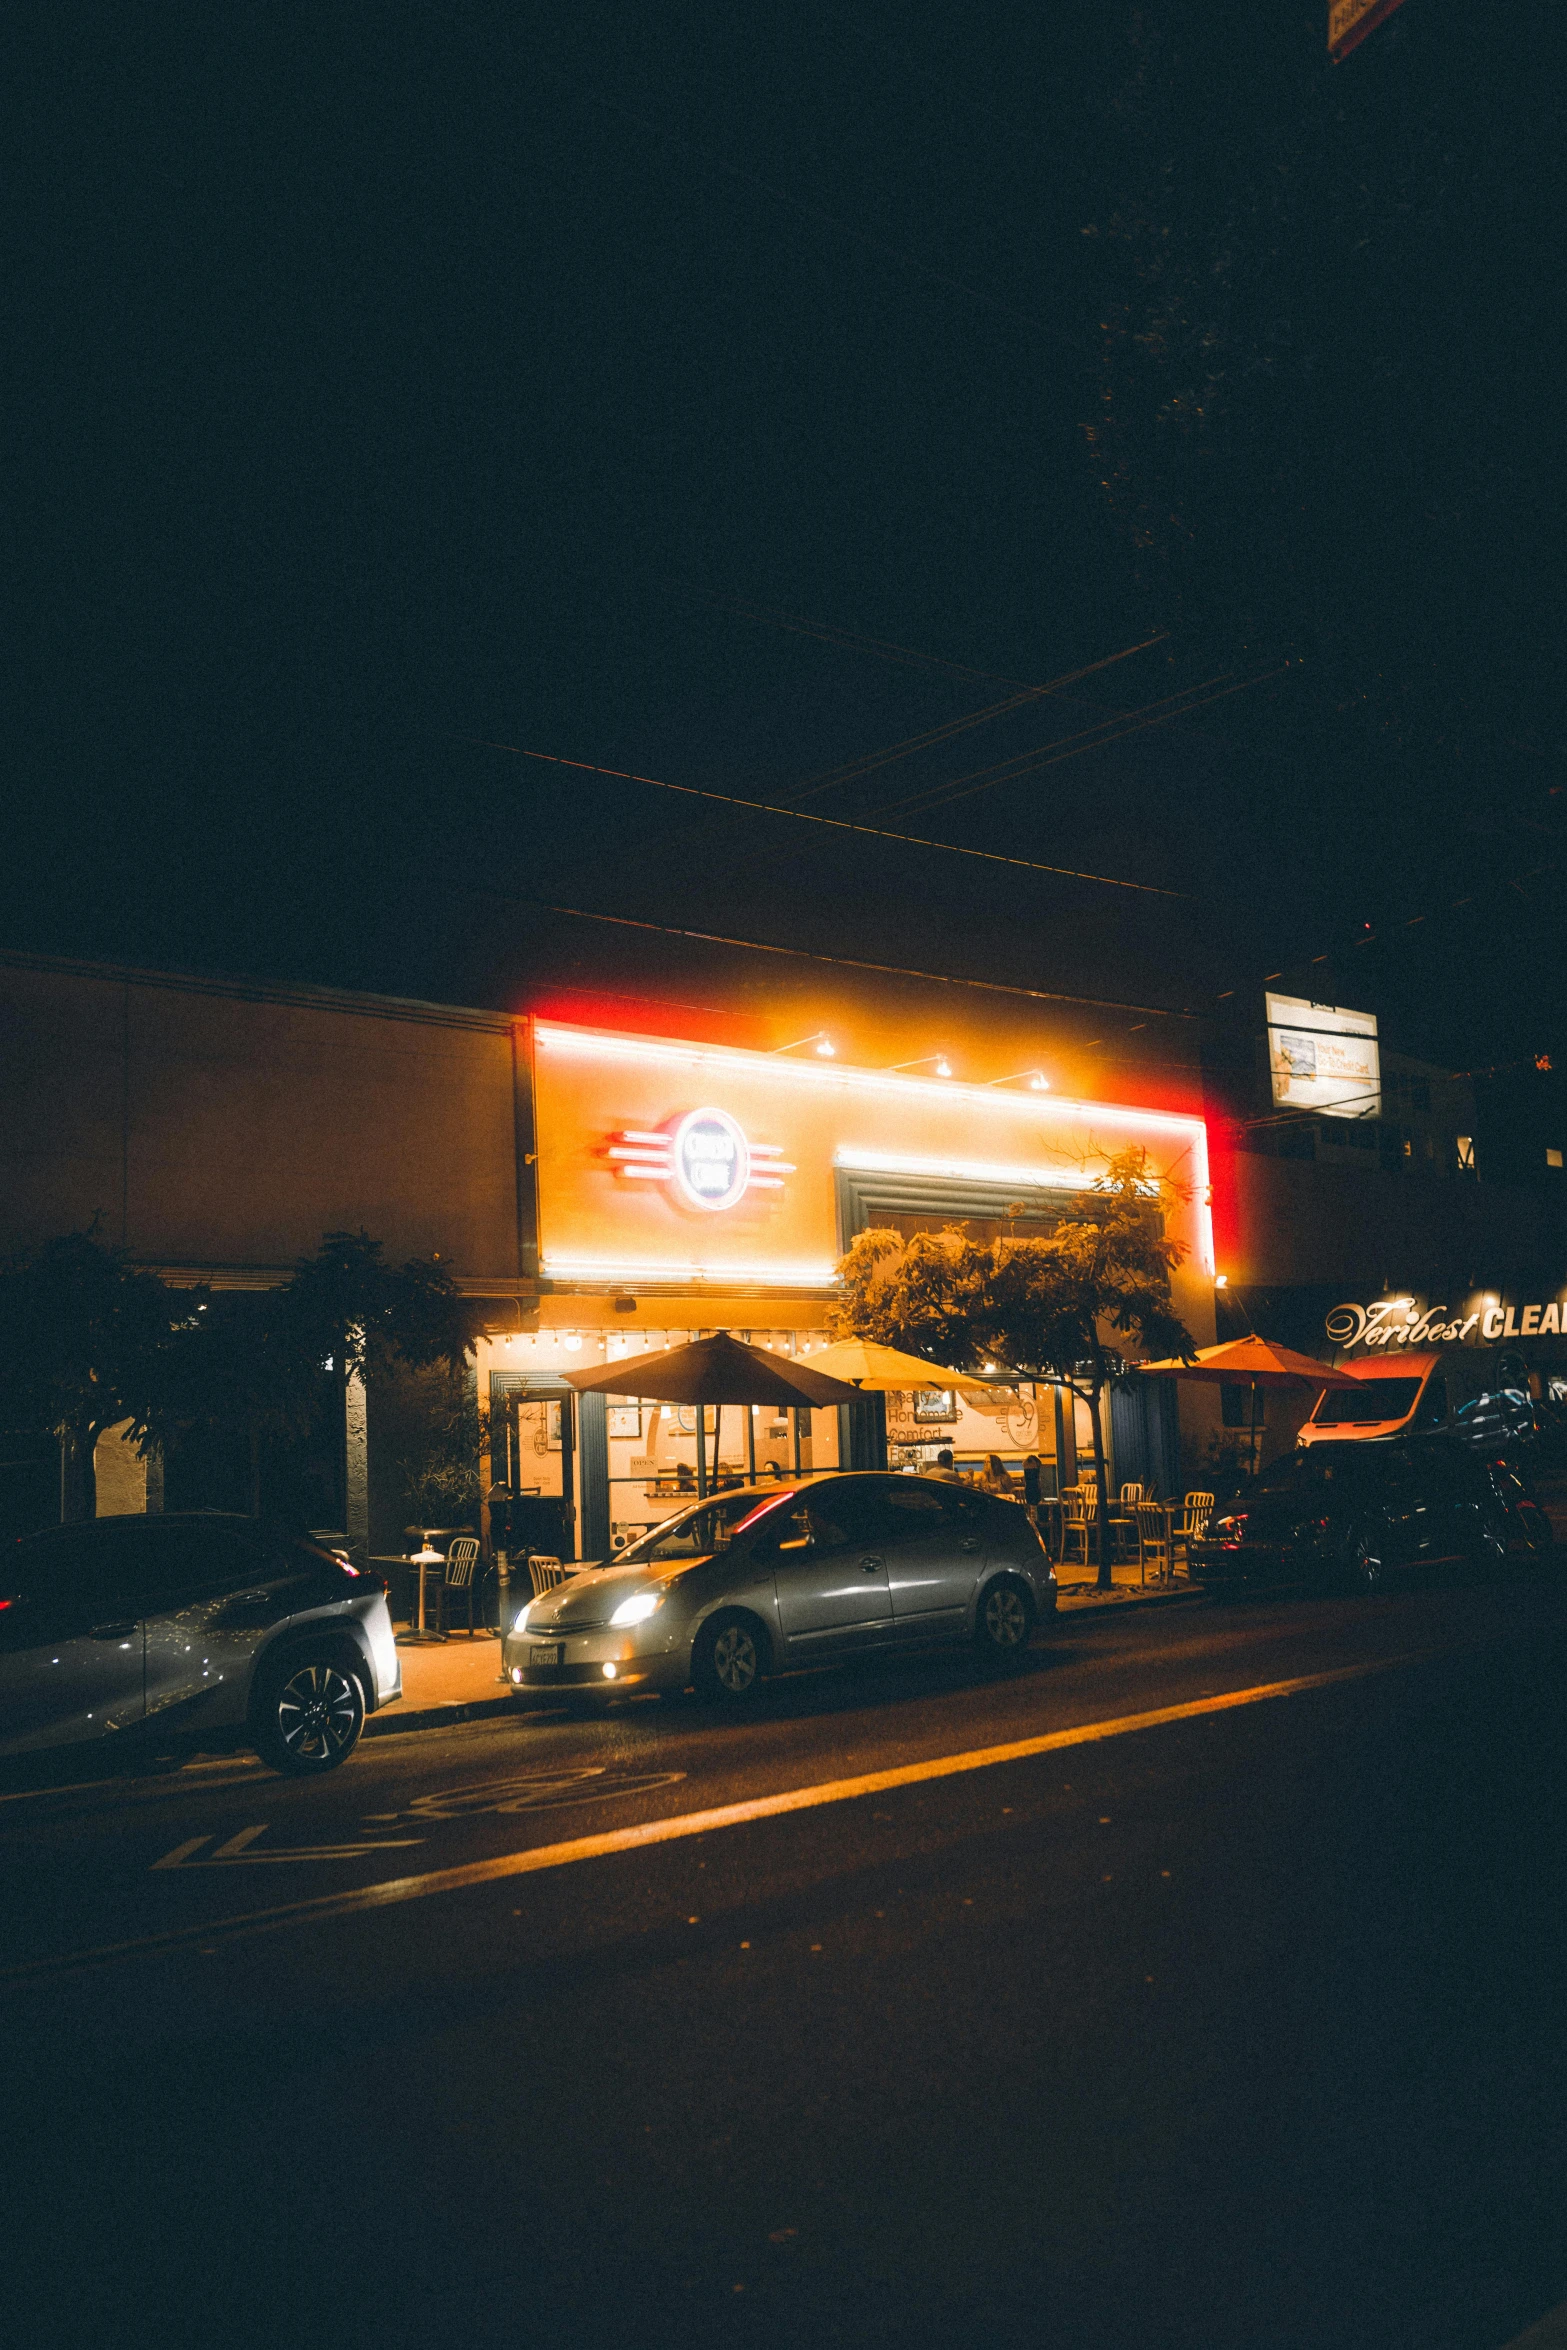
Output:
836,1147,1100,1192
534,1023,1206,1136
540,1253,840,1288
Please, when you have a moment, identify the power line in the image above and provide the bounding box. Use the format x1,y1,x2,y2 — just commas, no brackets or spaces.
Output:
457,882,1203,1022
785,635,1169,804
459,737,1191,898
876,672,1292,818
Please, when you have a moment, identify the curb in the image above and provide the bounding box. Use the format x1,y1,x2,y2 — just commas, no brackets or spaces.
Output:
366,1584,1210,1739
1057,1582,1206,1617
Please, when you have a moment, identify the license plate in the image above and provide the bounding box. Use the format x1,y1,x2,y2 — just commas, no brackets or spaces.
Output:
530,1643,564,1666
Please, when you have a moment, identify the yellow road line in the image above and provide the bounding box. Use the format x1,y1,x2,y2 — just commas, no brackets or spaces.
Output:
1,1657,1409,1983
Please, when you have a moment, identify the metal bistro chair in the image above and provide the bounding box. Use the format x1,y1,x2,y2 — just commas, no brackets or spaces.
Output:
1111,1481,1144,1564
1135,1499,1172,1585
1174,1492,1215,1577
433,1536,483,1635
527,1554,571,1600
1058,1486,1093,1570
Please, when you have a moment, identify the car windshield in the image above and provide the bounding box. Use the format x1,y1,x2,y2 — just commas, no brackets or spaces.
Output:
1312,1379,1421,1425
616,1490,799,1565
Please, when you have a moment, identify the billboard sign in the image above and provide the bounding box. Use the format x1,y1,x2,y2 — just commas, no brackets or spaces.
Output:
1266,994,1380,1121
1328,0,1411,62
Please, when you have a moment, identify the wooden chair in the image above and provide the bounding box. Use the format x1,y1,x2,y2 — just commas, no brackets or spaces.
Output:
433,1536,483,1634
1174,1493,1214,1576
1135,1499,1172,1584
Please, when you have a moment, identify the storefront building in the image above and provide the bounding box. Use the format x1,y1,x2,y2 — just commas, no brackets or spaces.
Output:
0,950,1218,1549
481,1019,1217,1558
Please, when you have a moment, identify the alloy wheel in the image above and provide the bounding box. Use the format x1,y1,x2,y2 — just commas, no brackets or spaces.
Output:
711,1622,759,1695
980,1581,1030,1652
274,1662,364,1766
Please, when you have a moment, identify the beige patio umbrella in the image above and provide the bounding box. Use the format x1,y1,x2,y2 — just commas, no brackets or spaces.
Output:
797,1339,965,1389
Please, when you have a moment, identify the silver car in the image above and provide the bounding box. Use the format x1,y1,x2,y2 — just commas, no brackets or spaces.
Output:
503,1472,1057,1702
0,1513,401,1773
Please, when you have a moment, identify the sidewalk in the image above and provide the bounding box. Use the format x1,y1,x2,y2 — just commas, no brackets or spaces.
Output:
370,1564,1205,1738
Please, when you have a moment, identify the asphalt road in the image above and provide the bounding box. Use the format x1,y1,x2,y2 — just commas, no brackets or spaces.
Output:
7,1574,1567,2350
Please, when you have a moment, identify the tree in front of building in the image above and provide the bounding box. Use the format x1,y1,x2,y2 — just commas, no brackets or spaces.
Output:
0,1226,480,1528
0,1227,196,1521
831,1149,1197,1588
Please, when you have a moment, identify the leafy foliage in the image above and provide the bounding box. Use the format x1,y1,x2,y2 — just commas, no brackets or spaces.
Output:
832,1149,1197,1583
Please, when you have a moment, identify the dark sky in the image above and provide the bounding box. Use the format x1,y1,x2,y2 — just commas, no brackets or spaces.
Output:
13,2,1564,1082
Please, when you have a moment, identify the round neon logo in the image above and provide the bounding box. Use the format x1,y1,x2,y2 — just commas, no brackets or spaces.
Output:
671,1106,750,1212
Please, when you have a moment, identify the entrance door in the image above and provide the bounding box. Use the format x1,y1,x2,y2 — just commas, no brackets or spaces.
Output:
766,1481,895,1655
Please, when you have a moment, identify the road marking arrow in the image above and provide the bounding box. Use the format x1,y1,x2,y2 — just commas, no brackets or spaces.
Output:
152,1824,423,1869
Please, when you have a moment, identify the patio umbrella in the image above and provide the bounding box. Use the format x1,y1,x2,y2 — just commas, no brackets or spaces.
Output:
797,1338,965,1389
1137,1336,1351,1476
563,1331,861,1496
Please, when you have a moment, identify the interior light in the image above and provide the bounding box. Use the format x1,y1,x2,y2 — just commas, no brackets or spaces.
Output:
1215,1274,1228,1288
564,1332,583,1352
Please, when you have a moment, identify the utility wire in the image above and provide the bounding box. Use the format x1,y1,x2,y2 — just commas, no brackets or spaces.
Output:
878,672,1290,818
458,882,1202,1022
785,635,1168,804
457,737,1189,898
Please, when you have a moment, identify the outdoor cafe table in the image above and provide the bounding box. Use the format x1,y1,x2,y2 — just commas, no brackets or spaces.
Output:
372,1553,449,1644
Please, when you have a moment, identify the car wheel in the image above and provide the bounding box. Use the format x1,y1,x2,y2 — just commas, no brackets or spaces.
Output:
1347,1530,1384,1594
975,1576,1032,1663
253,1654,366,1774
693,1612,767,1704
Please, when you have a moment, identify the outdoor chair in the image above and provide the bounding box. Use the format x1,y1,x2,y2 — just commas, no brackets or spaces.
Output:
528,1554,571,1599
1135,1499,1172,1584
1110,1481,1144,1563
432,1536,482,1635
1174,1493,1214,1575
1058,1487,1094,1570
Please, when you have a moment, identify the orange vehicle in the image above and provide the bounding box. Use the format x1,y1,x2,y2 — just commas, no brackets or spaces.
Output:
1299,1348,1536,1455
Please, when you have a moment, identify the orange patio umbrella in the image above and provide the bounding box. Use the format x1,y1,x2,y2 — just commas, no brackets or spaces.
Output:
1137,1335,1355,1474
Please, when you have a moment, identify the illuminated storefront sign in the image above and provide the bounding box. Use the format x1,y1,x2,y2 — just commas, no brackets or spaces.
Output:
533,1021,1214,1293
606,1109,793,1210
1327,1293,1567,1349
1266,992,1380,1121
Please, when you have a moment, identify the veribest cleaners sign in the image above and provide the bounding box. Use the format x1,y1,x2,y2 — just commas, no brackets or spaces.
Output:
1327,1294,1567,1351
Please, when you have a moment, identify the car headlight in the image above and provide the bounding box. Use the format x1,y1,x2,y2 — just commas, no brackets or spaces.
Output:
512,1603,532,1633
609,1590,665,1627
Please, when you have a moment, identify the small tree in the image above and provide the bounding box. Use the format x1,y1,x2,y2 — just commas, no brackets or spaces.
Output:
832,1148,1198,1588
0,1229,197,1520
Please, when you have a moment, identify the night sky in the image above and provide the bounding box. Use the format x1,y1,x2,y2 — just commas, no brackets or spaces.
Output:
13,2,1563,1084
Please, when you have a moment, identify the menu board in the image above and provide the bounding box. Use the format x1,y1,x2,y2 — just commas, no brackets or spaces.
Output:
1265,993,1380,1120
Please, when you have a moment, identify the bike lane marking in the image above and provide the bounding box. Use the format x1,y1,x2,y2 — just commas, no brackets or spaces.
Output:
4,1656,1414,1982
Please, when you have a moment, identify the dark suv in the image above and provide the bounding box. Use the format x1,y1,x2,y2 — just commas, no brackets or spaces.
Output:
1192,1439,1552,1596
0,1514,401,1773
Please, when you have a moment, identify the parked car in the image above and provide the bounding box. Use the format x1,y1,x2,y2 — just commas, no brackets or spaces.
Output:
1192,1437,1552,1596
503,1473,1057,1702
0,1513,401,1772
